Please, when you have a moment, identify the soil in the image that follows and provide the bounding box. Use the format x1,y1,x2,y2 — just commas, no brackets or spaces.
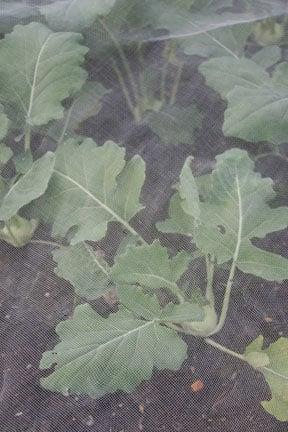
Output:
1,17,288,432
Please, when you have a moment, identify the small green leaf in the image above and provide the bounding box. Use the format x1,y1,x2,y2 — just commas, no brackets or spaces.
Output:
53,242,111,300
0,22,88,128
161,301,204,322
245,336,288,421
47,82,111,143
38,139,145,244
179,156,200,220
40,303,187,397
0,152,55,221
146,105,202,145
0,105,9,141
118,286,162,320
40,0,116,31
251,46,282,68
0,215,38,247
156,193,194,235
0,144,13,165
13,151,33,174
111,240,191,291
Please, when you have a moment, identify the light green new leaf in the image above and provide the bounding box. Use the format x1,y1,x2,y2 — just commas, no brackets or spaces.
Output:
40,139,145,244
183,23,252,59
0,22,88,128
159,149,288,281
53,242,111,300
0,152,55,221
146,105,203,145
40,303,187,397
47,82,111,143
111,240,191,293
0,215,38,248
40,0,116,31
245,336,288,421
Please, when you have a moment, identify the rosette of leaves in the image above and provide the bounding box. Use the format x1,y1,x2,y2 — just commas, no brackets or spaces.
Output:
40,148,288,423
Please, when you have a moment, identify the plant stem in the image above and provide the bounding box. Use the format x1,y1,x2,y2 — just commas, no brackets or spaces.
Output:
169,61,184,106
209,174,243,335
100,19,140,107
112,59,141,123
205,254,215,307
160,42,170,103
30,239,61,248
204,337,246,361
24,124,31,152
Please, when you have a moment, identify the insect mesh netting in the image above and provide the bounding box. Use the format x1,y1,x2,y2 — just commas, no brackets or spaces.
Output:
0,1,288,431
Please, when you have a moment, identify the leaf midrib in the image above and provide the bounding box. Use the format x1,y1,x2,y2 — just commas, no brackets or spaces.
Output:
53,169,139,238
53,319,158,372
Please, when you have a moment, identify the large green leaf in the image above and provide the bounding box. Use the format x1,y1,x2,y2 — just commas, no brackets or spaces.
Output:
0,22,88,128
146,105,203,145
39,139,145,244
200,58,288,145
158,149,288,281
40,303,187,397
245,336,288,421
111,240,191,294
40,0,116,31
0,152,55,221
47,82,111,143
53,242,111,300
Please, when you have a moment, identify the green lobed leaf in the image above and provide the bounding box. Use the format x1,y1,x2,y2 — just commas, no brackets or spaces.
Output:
0,152,55,221
200,57,288,145
245,336,288,421
111,240,191,292
182,23,252,59
38,138,145,244
40,0,116,32
0,22,88,128
53,242,111,300
40,303,187,397
146,105,203,145
158,148,288,281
